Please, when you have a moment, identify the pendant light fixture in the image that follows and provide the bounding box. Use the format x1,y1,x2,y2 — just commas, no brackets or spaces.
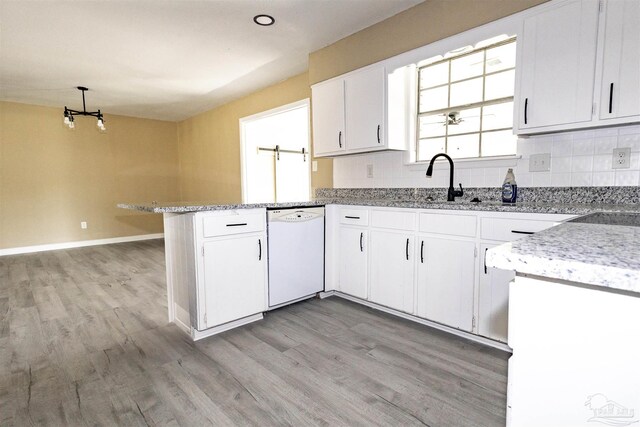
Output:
63,86,106,131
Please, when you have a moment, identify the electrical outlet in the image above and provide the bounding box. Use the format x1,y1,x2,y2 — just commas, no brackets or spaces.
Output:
612,147,631,169
81,221,88,229
312,160,318,172
366,164,374,178
529,153,551,172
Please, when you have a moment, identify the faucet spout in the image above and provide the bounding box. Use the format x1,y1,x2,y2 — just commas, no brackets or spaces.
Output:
425,153,464,201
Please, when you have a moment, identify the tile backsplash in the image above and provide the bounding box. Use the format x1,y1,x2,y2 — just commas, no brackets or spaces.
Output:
333,125,640,189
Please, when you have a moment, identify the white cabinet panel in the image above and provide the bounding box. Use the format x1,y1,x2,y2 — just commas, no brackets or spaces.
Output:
202,235,266,328
599,0,640,120
480,217,558,242
517,0,600,130
345,66,386,151
371,209,416,231
338,227,368,299
369,230,415,313
312,79,345,156
202,212,265,237
419,212,477,237
478,243,514,343
417,236,475,331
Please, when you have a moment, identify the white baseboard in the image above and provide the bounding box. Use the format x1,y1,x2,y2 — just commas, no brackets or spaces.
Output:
190,313,264,341
331,292,512,353
0,233,164,256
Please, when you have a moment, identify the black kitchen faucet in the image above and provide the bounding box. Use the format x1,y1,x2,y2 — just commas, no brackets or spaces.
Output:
425,153,464,202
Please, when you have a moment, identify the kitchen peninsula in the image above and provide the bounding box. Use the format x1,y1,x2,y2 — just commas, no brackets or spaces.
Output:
485,213,640,426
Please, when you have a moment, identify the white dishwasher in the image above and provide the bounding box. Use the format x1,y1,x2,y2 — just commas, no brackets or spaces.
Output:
267,207,325,309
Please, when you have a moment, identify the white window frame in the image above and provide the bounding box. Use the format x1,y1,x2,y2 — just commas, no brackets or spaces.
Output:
416,37,517,162
380,8,533,170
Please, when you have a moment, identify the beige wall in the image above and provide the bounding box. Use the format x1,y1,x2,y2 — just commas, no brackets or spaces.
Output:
309,0,549,84
177,72,332,203
0,101,180,249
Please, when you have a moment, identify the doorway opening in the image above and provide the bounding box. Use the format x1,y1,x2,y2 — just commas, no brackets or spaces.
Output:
240,100,311,204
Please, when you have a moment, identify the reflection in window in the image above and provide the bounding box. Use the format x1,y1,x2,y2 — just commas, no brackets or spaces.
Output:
416,37,517,161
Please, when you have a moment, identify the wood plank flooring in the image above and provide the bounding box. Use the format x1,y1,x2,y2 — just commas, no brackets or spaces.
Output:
0,239,509,426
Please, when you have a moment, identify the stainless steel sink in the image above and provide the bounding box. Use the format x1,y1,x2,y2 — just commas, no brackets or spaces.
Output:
568,212,640,227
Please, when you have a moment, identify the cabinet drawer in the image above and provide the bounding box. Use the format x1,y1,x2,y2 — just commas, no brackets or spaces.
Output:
339,208,369,226
419,213,477,237
481,217,557,242
371,209,416,231
202,213,265,237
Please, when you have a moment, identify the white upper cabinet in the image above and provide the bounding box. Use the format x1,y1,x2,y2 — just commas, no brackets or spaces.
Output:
516,0,600,131
344,66,386,151
516,0,640,134
311,78,346,156
599,0,640,120
312,64,407,157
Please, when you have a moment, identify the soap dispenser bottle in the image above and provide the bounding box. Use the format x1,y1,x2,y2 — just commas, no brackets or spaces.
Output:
502,168,518,203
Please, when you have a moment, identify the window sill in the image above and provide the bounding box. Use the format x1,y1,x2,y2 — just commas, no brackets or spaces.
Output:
404,155,520,171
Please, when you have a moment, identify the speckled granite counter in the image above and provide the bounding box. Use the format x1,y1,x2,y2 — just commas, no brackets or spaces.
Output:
118,199,640,215
486,219,640,294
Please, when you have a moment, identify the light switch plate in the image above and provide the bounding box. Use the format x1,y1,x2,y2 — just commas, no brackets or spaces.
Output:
312,160,318,172
366,164,374,178
612,147,631,169
529,153,551,172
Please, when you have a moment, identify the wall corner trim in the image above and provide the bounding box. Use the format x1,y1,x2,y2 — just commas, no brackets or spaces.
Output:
0,233,164,256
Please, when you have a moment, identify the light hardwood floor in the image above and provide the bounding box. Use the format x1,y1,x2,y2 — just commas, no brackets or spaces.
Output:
0,239,509,426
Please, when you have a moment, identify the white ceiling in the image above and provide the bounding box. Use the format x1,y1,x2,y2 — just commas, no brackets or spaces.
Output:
0,0,422,121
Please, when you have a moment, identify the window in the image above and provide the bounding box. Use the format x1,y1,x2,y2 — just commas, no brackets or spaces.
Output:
416,37,517,161
240,100,310,203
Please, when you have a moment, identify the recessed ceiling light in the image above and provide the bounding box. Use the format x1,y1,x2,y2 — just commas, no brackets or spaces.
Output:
253,14,275,26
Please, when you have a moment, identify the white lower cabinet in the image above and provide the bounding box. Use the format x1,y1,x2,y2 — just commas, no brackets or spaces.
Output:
202,235,266,328
417,236,476,331
327,205,575,346
338,226,368,299
369,230,415,313
478,243,514,343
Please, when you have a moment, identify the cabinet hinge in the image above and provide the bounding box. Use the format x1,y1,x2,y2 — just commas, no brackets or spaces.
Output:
474,247,478,258
592,102,597,116
599,0,603,13
203,313,207,324
472,316,476,329
202,246,205,256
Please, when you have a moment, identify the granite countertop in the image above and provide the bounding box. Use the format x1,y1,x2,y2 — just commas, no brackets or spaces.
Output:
117,198,640,215
486,219,640,294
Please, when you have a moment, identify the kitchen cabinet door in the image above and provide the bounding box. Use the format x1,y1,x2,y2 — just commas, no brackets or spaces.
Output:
599,0,640,120
416,236,475,331
202,235,266,328
517,0,599,131
345,66,386,152
478,243,514,343
338,227,368,299
312,79,346,156
369,230,415,314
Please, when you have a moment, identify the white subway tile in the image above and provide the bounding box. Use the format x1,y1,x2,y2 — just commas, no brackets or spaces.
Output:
630,152,640,170
592,154,612,171
618,134,640,152
552,132,574,142
614,170,640,186
552,140,573,156
593,136,618,154
571,156,593,173
532,172,551,187
572,138,595,155
517,173,532,187
571,173,593,186
592,172,615,186
551,156,572,173
550,173,571,187
617,125,640,136
593,127,619,137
